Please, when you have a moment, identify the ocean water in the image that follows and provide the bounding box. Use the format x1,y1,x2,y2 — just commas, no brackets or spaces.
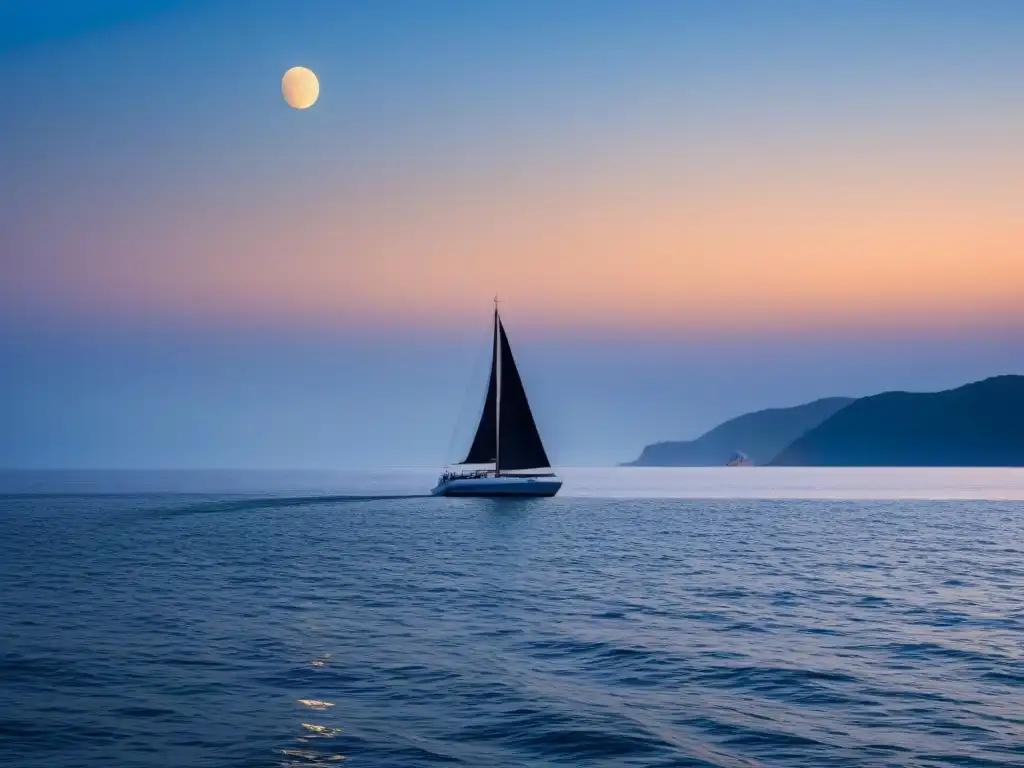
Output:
1,468,1023,767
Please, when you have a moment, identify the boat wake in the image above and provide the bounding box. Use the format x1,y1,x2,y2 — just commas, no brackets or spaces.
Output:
157,493,431,516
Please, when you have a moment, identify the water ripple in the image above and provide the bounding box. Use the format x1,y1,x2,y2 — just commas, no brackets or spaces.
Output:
2,483,1024,766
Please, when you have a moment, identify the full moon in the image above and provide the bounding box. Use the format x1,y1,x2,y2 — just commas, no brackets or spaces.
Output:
281,66,319,109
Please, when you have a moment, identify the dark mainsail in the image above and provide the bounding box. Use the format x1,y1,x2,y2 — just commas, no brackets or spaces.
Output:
495,318,551,470
459,309,552,471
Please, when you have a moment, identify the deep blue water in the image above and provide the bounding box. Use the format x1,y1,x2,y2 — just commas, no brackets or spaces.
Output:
1,470,1023,767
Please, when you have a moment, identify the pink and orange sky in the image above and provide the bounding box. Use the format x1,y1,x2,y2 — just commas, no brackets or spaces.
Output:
4,0,1023,336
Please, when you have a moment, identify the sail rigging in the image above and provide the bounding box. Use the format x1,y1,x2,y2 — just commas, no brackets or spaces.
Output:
458,308,552,471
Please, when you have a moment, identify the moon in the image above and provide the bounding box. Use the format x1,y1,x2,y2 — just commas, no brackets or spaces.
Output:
281,66,319,110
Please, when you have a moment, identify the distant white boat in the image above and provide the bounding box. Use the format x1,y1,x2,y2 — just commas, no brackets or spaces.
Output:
727,451,752,466
432,303,561,498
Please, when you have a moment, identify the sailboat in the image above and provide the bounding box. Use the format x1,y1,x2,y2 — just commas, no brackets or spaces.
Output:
726,451,752,467
431,303,562,497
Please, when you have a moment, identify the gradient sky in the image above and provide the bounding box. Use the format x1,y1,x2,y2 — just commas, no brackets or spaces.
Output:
2,0,1023,467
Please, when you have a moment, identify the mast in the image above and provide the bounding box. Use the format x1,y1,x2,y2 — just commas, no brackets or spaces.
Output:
494,296,501,477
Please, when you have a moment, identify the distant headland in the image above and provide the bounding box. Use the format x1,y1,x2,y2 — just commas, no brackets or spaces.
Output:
625,375,1024,467
624,397,853,467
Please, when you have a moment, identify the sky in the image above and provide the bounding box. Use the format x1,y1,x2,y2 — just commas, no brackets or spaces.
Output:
1,0,1023,467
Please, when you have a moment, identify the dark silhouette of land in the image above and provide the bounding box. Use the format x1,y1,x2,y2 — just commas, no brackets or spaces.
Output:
770,375,1024,466
625,397,854,466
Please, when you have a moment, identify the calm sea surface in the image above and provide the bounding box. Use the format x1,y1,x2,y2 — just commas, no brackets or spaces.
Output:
1,468,1023,767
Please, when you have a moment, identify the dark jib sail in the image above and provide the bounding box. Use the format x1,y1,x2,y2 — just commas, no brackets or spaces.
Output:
459,309,552,471
460,322,498,465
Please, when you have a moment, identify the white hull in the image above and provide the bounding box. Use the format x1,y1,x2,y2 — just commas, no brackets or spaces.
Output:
431,474,562,498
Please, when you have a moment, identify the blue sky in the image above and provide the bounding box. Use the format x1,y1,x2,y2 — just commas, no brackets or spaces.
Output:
3,325,1022,467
